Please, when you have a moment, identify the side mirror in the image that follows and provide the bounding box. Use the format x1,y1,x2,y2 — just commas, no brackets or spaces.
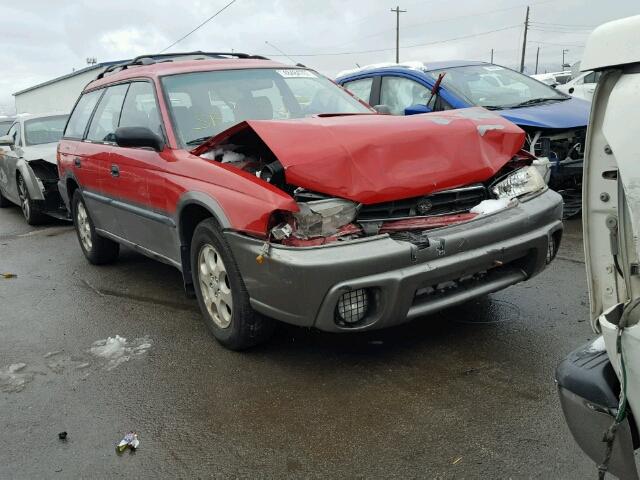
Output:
0,135,14,147
373,104,392,115
114,127,164,152
404,104,432,115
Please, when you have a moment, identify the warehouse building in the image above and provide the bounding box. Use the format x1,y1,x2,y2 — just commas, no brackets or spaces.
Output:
13,60,125,115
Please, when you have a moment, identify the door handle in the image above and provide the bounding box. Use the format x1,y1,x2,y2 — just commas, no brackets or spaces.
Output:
110,164,120,177
74,156,81,167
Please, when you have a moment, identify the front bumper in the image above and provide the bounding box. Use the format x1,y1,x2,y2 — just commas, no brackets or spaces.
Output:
226,188,563,332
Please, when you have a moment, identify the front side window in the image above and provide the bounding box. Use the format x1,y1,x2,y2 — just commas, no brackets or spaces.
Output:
343,77,374,103
87,84,128,142
65,89,103,139
161,68,371,146
380,76,430,115
24,115,69,145
119,82,163,136
427,64,566,109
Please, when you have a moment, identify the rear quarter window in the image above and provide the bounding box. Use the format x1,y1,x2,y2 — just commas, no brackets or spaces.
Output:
64,89,103,139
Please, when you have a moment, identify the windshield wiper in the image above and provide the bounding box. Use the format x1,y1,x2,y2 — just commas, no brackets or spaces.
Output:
185,136,213,146
507,97,566,108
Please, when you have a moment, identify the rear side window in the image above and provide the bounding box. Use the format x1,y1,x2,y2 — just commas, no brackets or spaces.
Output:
342,77,374,103
119,82,162,137
86,84,129,142
65,90,103,139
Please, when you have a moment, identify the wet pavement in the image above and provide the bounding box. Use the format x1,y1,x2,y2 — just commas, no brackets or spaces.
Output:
0,205,598,479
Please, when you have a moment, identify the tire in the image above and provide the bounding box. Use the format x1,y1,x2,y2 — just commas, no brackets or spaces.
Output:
191,218,274,350
17,174,46,225
72,190,119,265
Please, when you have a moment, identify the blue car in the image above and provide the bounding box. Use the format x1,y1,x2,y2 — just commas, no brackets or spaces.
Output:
336,61,590,217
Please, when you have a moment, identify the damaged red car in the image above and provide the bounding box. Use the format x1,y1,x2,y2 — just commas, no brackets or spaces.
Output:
57,52,564,350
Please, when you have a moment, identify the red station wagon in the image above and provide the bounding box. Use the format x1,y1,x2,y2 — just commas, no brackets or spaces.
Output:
58,52,563,350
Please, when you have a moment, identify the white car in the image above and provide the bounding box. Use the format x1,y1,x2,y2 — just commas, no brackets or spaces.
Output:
556,15,640,479
531,70,573,86
0,113,69,224
557,70,602,102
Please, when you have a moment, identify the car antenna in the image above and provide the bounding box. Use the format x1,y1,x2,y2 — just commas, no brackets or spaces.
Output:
426,72,446,108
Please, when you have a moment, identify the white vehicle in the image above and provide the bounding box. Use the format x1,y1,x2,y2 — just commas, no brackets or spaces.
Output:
556,15,640,479
531,70,573,86
557,70,602,102
0,113,69,224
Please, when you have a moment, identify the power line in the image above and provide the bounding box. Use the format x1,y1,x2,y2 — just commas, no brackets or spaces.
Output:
160,0,238,53
262,24,520,58
530,21,597,28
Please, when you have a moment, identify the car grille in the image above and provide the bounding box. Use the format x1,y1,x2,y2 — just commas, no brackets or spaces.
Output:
358,184,487,221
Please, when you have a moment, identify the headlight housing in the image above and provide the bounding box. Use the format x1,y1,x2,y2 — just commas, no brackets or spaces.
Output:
293,199,359,238
491,166,546,200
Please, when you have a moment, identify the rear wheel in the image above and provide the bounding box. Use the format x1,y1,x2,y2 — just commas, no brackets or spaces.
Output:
191,218,274,350
72,190,119,264
17,174,45,225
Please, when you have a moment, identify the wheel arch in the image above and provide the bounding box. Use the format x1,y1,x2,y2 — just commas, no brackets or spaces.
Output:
16,161,45,201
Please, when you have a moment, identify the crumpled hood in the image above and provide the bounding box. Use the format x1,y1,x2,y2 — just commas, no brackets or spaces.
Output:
22,143,58,165
194,107,525,204
499,96,590,130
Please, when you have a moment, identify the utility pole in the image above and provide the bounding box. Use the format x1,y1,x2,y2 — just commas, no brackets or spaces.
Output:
519,5,530,73
562,48,569,69
391,6,406,63
535,46,540,74
490,48,494,63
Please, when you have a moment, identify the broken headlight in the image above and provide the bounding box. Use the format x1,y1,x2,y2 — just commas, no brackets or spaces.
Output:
293,199,359,238
492,166,546,200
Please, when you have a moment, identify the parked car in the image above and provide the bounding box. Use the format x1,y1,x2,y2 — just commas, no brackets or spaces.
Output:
557,70,601,102
336,61,590,217
0,113,69,224
531,70,573,86
556,15,640,479
58,52,563,350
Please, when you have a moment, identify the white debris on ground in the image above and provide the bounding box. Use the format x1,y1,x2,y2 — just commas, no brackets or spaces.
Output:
88,335,152,371
0,363,33,393
470,198,513,215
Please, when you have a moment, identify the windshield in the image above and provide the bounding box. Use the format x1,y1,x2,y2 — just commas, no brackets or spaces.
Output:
427,64,567,109
0,120,13,135
24,115,68,145
161,68,372,146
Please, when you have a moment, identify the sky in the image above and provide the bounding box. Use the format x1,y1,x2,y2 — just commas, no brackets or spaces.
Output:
0,0,637,114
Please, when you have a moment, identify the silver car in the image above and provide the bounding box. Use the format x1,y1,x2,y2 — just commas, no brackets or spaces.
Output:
0,113,69,224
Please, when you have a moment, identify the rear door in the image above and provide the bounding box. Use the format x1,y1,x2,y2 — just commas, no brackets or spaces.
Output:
61,89,104,215
83,83,129,235
103,80,177,261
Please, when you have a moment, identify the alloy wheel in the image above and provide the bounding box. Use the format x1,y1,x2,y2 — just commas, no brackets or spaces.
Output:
198,244,233,329
76,202,93,251
17,177,30,220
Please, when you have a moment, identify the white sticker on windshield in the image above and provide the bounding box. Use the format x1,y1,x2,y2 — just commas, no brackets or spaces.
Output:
483,66,504,71
276,69,316,78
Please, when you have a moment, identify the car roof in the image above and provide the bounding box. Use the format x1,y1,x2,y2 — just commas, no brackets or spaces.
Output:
336,60,489,79
15,112,69,124
85,58,292,91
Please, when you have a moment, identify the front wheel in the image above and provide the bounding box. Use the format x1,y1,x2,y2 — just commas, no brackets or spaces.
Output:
17,174,45,225
191,218,274,350
72,190,119,265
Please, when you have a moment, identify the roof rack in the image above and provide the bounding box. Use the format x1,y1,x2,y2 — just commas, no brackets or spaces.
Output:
96,51,270,79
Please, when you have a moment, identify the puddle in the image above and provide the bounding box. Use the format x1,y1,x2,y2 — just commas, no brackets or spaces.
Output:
88,335,152,370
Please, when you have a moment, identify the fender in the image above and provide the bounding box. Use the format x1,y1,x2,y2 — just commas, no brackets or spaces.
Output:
16,160,46,201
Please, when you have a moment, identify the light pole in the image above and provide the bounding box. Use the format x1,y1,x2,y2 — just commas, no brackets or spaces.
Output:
562,49,569,69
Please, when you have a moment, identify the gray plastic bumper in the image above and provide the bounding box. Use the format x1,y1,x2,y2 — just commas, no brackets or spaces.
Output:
226,189,563,332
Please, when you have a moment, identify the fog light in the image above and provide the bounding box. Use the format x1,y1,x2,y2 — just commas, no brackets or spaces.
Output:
336,289,369,325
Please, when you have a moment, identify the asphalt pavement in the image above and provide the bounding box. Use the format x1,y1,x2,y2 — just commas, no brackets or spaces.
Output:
0,204,599,479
